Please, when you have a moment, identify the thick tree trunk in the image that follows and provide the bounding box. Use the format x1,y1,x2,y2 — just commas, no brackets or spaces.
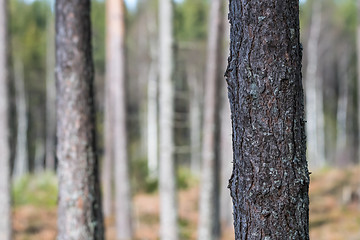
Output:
305,1,325,170
198,0,223,239
55,0,104,238
225,1,310,239
0,0,11,238
159,0,178,239
105,0,133,238
45,14,56,170
13,58,28,178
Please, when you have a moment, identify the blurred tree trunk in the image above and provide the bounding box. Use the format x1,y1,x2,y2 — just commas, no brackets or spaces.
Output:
198,0,223,239
357,0,360,163
220,83,232,228
159,0,178,239
105,0,133,238
0,0,11,238
336,49,349,166
305,1,325,169
225,1,310,239
13,57,28,178
220,0,232,228
187,66,201,175
55,0,104,238
45,13,56,170
147,22,158,177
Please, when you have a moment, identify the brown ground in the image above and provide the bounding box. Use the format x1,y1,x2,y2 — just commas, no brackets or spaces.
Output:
13,167,360,240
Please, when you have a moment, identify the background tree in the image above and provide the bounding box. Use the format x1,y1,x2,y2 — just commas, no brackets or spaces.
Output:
197,0,223,238
159,0,178,239
55,0,104,238
0,0,11,238
105,0,133,238
225,1,310,239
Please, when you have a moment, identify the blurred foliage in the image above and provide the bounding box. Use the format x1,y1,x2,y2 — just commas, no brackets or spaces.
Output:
12,172,58,208
175,0,208,42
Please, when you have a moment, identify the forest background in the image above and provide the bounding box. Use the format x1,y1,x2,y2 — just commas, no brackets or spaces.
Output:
7,0,360,239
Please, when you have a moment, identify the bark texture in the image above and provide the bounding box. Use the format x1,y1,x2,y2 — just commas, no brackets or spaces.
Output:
159,0,178,239
105,0,133,238
55,0,104,238
0,0,11,238
225,1,310,239
198,0,223,239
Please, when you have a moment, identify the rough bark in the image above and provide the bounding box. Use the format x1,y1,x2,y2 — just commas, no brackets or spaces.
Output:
159,0,178,239
13,58,28,178
0,0,11,238
198,0,223,239
225,1,310,239
105,0,133,238
305,1,325,169
55,0,104,238
45,14,56,170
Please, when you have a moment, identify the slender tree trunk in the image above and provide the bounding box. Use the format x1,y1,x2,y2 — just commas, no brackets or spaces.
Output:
159,0,178,239
187,67,201,175
198,0,223,239
220,0,233,228
147,32,158,177
220,80,233,228
45,13,56,170
225,1,310,239
357,0,360,163
105,0,133,238
13,58,28,179
336,51,349,166
55,0,104,238
0,0,11,238
305,1,325,169
102,70,113,218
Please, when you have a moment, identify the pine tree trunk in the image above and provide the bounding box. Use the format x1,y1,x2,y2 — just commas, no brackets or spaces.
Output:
0,0,11,238
13,58,28,178
159,0,178,239
55,0,104,238
45,14,56,170
225,1,310,239
305,1,325,169
198,0,223,239
105,0,133,238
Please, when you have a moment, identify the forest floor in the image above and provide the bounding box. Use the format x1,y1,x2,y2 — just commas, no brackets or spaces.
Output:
13,167,360,240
